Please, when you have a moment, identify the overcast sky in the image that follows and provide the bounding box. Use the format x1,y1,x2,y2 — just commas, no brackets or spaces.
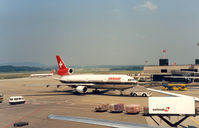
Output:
1,0,199,66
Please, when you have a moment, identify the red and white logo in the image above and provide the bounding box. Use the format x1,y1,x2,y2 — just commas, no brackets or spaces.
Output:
59,62,63,68
152,107,170,112
108,77,121,80
164,107,170,112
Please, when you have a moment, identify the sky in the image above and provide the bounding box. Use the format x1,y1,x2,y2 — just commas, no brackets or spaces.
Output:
1,0,199,66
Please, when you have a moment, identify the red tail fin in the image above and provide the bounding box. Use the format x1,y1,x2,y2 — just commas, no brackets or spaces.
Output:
56,55,70,76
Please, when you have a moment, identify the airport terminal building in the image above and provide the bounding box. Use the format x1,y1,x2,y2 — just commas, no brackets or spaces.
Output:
144,65,199,74
143,59,199,82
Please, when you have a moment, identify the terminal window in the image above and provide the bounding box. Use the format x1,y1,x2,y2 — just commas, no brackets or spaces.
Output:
161,69,167,73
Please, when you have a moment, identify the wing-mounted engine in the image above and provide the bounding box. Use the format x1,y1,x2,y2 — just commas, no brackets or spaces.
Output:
75,86,87,93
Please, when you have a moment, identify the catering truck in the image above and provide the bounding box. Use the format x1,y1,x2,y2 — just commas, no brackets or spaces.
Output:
147,97,196,127
149,97,195,115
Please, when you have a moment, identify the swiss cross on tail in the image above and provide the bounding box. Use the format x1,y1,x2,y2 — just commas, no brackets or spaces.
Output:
56,55,70,76
59,61,63,68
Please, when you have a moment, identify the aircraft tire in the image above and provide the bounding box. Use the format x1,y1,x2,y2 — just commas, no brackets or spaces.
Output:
142,93,147,97
130,93,137,97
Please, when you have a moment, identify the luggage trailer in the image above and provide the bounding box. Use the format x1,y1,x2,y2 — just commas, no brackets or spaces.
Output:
143,97,198,127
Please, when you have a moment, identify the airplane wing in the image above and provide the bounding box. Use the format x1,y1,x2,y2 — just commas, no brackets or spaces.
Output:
48,114,161,128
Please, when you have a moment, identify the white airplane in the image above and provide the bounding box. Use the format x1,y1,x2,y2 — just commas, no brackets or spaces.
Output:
52,55,137,94
30,70,55,77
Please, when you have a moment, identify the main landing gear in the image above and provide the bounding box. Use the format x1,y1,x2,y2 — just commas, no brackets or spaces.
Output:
72,91,80,95
92,89,101,94
120,90,124,96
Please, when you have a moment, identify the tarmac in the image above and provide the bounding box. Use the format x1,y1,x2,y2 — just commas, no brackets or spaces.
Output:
0,77,199,128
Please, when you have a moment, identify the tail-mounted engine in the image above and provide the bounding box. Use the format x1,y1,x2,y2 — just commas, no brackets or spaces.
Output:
68,68,73,74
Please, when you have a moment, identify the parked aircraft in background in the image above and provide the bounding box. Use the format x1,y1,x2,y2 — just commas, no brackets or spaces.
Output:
51,55,137,95
30,70,55,77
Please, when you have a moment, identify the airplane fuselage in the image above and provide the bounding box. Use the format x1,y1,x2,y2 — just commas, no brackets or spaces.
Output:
59,74,137,90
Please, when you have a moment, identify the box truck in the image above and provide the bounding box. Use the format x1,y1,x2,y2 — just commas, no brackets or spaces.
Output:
149,97,195,115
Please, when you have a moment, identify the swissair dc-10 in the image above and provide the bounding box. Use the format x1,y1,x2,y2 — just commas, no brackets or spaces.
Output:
53,55,137,95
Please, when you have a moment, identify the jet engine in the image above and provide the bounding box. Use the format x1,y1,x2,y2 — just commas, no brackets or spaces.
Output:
68,68,74,74
75,86,87,93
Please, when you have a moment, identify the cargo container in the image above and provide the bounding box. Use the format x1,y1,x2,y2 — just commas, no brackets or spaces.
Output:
0,94,3,103
143,106,149,115
125,104,140,114
149,97,195,115
108,104,124,113
94,104,108,112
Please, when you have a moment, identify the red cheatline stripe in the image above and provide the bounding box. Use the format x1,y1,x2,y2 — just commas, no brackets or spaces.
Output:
4,105,45,128
32,102,41,104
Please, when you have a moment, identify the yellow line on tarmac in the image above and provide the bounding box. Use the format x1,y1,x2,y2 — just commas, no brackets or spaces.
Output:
190,117,199,126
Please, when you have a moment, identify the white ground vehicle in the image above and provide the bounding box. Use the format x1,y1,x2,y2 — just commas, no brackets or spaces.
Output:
149,97,195,115
9,96,25,105
146,97,195,127
128,85,152,97
130,91,152,97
